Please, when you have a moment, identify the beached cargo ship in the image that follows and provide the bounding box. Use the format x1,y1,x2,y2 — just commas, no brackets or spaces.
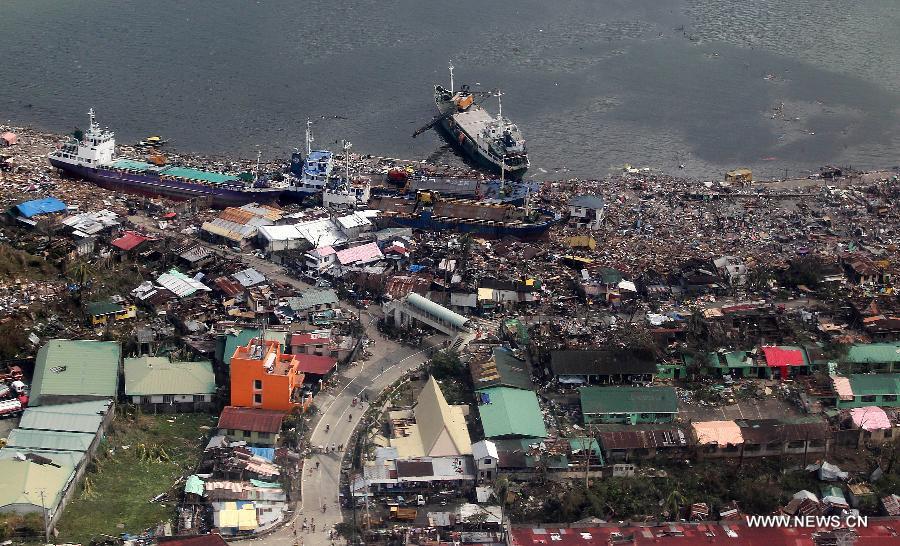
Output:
370,194,559,239
48,110,285,207
414,63,529,178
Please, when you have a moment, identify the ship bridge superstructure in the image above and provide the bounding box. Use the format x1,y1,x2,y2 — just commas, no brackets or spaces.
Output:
49,109,116,168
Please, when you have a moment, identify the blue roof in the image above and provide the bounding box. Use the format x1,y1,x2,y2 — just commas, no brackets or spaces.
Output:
15,197,67,218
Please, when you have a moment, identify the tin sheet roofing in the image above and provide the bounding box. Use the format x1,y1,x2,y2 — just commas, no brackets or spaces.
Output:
218,406,284,433
850,406,891,431
157,269,211,297
6,428,95,452
0,459,75,511
31,339,120,404
579,386,677,415
232,268,266,287
848,373,900,396
477,387,547,439
847,343,900,364
336,242,383,265
19,402,108,433
111,231,151,250
761,346,807,367
125,356,216,396
293,354,337,375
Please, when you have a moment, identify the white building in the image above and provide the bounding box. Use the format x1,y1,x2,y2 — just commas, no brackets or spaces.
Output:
568,194,605,229
471,440,499,482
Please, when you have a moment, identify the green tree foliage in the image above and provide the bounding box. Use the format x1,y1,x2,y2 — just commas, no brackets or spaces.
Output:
778,256,824,289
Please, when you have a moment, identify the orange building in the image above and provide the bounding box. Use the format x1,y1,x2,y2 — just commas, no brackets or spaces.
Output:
230,338,312,412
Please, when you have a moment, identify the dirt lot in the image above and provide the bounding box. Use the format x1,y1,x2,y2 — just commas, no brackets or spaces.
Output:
678,385,804,422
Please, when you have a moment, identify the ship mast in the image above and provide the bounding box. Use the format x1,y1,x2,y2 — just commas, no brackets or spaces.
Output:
342,140,352,186
305,118,314,156
449,60,455,92
255,148,262,185
496,90,503,122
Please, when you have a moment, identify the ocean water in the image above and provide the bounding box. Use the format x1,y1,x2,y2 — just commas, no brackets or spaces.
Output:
1,0,897,180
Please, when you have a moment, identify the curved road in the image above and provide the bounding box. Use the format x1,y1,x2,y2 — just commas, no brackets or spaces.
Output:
249,317,444,546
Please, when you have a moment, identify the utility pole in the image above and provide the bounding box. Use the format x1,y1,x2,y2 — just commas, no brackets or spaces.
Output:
39,489,50,542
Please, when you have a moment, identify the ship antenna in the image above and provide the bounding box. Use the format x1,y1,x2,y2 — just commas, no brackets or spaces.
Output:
306,118,314,156
449,60,455,92
343,140,352,184
255,147,262,185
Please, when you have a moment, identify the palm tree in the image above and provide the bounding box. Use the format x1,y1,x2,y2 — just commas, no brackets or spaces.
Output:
663,489,686,520
66,260,95,305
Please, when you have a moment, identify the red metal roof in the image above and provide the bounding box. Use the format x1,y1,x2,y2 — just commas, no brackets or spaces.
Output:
111,231,151,251
510,521,900,546
217,406,284,433
293,354,337,375
214,276,243,298
762,346,805,367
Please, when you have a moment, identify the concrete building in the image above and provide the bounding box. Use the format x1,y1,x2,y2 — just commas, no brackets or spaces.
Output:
471,440,499,482
230,339,310,412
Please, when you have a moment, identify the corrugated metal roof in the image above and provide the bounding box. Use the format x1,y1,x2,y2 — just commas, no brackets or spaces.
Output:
218,406,284,433
477,387,547,439
846,343,900,364
19,402,107,433
287,288,339,311
124,356,216,396
579,386,677,415
0,459,75,510
158,269,211,297
111,231,151,250
336,242,383,265
31,339,120,404
848,373,900,396
232,268,266,287
6,428,95,452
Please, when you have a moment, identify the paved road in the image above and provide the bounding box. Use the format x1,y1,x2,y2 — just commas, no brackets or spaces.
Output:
128,212,444,544
247,317,444,546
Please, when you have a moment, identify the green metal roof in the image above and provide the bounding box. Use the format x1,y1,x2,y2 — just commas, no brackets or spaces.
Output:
724,351,753,368
110,159,157,172
0,459,75,511
162,166,238,185
31,340,120,405
407,293,470,330
124,356,216,396
848,374,900,397
185,474,205,496
6,428,95,452
19,400,110,433
85,300,124,316
580,386,677,415
846,343,900,364
222,329,286,365
476,387,547,439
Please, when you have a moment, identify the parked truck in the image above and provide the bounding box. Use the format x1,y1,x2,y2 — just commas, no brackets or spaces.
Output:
389,506,417,521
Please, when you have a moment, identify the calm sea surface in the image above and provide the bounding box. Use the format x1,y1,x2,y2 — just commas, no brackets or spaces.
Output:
1,0,898,180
